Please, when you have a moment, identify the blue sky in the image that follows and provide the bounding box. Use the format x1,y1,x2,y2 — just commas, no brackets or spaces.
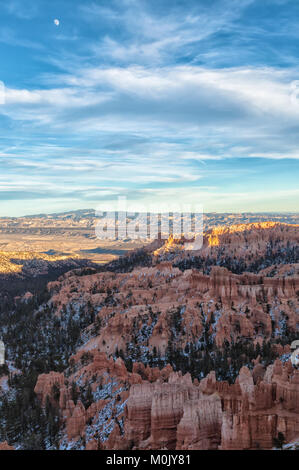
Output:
0,0,299,216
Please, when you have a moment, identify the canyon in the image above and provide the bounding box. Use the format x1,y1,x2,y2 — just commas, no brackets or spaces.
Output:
0,218,298,450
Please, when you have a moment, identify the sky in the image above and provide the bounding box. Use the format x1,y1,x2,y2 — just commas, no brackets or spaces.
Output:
0,0,299,216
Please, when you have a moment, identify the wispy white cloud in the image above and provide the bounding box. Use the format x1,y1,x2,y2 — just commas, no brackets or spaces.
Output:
3,65,299,142
81,0,254,64
0,0,298,214
81,0,255,64
0,27,43,49
2,0,39,20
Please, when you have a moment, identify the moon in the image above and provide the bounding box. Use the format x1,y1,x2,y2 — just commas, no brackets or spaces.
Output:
54,19,60,26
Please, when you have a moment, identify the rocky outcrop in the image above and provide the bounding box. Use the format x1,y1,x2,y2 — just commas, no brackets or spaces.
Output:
0,441,14,450
46,260,298,355
34,351,176,446
28,222,299,450
34,371,65,406
176,392,222,450
121,360,299,450
66,401,86,440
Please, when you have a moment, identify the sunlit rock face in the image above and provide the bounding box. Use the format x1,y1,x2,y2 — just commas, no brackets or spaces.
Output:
0,251,95,276
155,221,299,260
